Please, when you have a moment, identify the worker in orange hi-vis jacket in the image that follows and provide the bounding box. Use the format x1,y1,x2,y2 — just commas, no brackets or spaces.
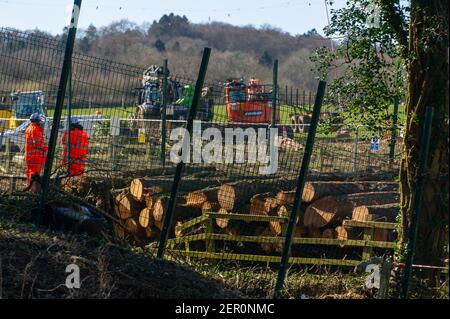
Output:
24,113,48,184
61,117,89,177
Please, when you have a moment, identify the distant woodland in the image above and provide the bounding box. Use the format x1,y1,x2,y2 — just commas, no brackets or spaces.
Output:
65,14,330,90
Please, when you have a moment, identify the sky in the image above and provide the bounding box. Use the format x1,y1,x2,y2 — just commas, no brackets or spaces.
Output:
0,0,347,36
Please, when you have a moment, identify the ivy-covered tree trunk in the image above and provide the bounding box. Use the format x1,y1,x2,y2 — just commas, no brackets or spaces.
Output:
396,0,448,270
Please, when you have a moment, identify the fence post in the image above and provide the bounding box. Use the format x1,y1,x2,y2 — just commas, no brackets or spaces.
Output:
5,136,10,173
389,97,399,168
274,80,327,298
290,86,293,105
39,0,82,211
400,106,434,299
296,88,299,107
285,85,288,105
271,60,278,128
157,48,211,259
161,59,168,167
353,126,359,174
66,65,72,175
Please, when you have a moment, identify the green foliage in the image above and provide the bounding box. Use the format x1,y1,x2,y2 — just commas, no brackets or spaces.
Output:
258,50,273,67
154,39,166,52
311,0,406,132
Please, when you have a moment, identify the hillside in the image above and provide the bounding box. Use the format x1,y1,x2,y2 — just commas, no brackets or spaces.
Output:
51,14,329,90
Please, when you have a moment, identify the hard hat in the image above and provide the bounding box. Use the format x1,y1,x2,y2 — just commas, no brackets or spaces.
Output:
30,113,41,122
71,117,79,124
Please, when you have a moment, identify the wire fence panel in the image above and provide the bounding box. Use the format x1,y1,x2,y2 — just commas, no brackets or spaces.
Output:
0,27,406,298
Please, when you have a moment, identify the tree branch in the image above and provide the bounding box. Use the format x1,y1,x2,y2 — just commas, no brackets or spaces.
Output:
376,0,409,57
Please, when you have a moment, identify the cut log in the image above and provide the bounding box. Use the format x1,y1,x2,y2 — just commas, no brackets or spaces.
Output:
249,193,279,215
128,176,235,194
114,223,125,239
304,192,399,228
269,220,283,236
184,191,208,208
335,226,357,241
154,219,163,231
352,204,399,222
145,226,160,239
201,201,220,214
276,204,303,226
125,218,139,234
138,207,154,228
130,178,163,202
322,228,337,239
302,181,398,203
277,204,291,218
115,193,146,220
215,208,229,229
276,190,296,205
249,193,270,215
143,193,155,209
217,180,298,211
152,196,169,222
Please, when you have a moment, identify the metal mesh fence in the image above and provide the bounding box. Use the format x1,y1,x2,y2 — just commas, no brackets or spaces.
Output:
0,27,406,298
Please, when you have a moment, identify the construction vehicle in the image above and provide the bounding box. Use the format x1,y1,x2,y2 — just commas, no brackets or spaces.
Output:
224,78,293,137
133,65,214,130
0,90,47,131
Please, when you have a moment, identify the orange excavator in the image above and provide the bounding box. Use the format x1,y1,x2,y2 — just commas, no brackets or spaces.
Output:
225,78,279,124
224,78,293,137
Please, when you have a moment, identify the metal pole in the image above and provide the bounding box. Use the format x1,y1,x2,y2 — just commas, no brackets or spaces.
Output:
40,0,82,209
389,97,399,167
290,86,293,105
271,60,278,128
274,80,327,298
400,106,434,299
66,65,72,175
285,85,288,105
161,59,168,167
353,126,359,173
157,48,211,259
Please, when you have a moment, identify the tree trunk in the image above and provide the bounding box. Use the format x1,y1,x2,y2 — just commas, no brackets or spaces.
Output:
352,204,398,222
304,192,398,228
397,1,449,270
217,179,298,211
302,181,398,203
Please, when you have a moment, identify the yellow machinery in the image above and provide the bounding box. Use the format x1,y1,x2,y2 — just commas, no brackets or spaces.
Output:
0,90,46,131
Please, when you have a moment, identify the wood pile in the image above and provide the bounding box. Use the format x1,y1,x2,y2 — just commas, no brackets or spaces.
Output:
113,177,400,250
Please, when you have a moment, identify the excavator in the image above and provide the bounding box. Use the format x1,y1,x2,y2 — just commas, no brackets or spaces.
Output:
133,65,214,131
224,78,293,137
0,90,47,131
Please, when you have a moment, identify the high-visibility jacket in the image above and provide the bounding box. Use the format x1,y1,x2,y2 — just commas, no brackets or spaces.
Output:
24,122,48,182
61,127,89,176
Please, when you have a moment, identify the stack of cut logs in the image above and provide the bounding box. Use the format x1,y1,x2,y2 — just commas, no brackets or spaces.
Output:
114,178,399,252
